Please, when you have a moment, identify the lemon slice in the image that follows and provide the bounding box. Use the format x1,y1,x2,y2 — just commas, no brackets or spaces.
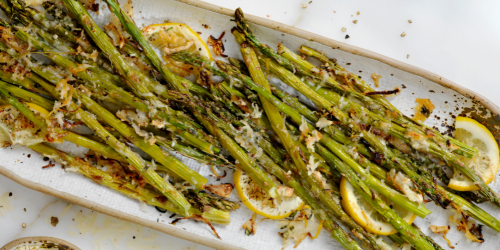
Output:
142,23,211,76
234,170,303,219
448,116,500,191
340,177,417,235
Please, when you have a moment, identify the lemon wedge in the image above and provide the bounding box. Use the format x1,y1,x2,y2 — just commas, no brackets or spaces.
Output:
142,23,211,76
234,170,303,219
448,116,500,191
340,177,417,235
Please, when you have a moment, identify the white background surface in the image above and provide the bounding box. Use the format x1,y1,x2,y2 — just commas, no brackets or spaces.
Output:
1,0,500,249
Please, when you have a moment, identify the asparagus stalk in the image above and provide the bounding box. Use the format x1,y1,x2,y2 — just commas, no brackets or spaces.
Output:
297,45,476,158
234,10,493,207
240,41,385,250
103,0,190,95
12,29,209,190
171,51,430,218
0,87,192,215
316,144,438,250
170,51,500,233
274,45,500,208
28,143,230,225
71,0,280,197
257,42,500,210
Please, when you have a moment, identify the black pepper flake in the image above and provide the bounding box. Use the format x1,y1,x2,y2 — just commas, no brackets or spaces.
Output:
9,192,12,197
345,34,350,39
27,154,31,158
43,157,49,161
346,63,351,65
429,90,435,93
133,236,136,239
402,84,406,89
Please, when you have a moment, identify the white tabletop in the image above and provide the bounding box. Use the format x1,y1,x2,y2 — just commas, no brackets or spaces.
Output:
1,0,500,249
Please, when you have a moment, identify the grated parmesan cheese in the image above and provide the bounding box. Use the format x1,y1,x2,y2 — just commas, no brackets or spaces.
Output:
315,117,333,130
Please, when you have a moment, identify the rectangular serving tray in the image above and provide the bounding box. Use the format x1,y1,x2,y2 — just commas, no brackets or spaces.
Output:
1,0,499,249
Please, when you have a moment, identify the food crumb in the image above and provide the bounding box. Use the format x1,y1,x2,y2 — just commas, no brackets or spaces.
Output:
414,98,435,122
24,208,26,212
408,20,412,23
201,24,210,29
345,34,349,39
302,3,307,8
242,213,257,235
401,31,406,37
352,20,358,24
357,11,360,15
50,216,59,227
371,73,382,88
407,54,410,59
341,27,346,32
22,223,26,228
42,161,56,169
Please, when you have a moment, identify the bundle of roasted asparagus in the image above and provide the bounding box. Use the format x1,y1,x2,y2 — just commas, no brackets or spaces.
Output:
0,0,498,249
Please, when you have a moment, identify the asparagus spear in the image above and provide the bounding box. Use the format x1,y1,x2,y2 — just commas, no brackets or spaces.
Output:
67,0,281,197
28,143,231,225
315,144,437,250
11,28,209,190
0,13,215,154
253,39,500,210
233,8,497,209
272,44,500,208
239,41,386,250
170,51,500,233
103,0,190,95
297,45,475,158
171,50,430,218
0,87,192,215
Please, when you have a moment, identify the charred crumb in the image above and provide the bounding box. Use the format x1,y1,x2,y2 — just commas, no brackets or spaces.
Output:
9,192,12,197
402,84,406,89
202,24,211,29
364,87,400,96
429,90,435,93
50,216,59,227
345,34,350,39
42,161,56,169
43,157,49,161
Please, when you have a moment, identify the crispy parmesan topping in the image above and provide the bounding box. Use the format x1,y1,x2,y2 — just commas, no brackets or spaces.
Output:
305,130,321,152
104,22,125,48
299,116,309,135
449,210,484,244
430,225,454,249
371,73,382,88
116,109,155,145
306,155,321,175
207,31,227,57
242,213,257,235
315,117,333,130
205,183,234,198
276,186,294,197
0,106,45,147
278,216,320,248
414,98,435,122
388,169,423,204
